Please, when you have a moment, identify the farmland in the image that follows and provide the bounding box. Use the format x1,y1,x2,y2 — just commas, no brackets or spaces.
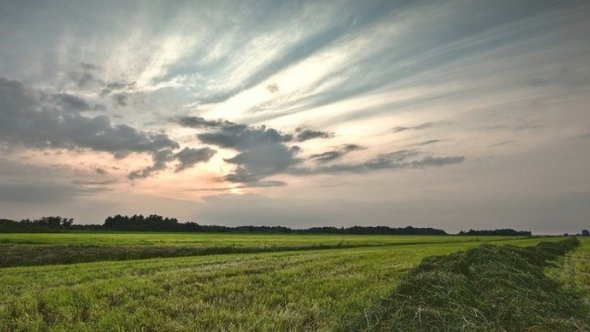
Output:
0,232,529,268
550,237,590,302
1,233,586,331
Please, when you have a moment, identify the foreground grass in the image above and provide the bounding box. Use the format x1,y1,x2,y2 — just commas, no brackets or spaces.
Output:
549,237,590,304
357,237,589,331
0,237,553,331
0,233,532,267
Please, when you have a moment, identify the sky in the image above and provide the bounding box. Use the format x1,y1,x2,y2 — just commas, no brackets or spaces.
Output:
0,0,589,234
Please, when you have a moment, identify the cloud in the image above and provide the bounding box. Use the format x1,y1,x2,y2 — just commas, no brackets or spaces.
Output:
419,139,444,146
112,93,128,106
1,77,178,153
0,77,186,179
174,147,217,172
295,128,335,142
392,122,439,133
0,182,106,204
292,150,464,175
129,146,217,179
128,149,175,180
224,145,302,183
186,180,286,192
197,123,292,150
95,168,108,175
310,144,363,163
184,115,463,184
266,83,279,93
176,116,234,129
184,117,305,184
80,62,101,71
51,93,91,111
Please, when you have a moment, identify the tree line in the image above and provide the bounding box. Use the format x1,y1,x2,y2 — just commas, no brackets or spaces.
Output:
3,215,580,236
457,229,532,236
1,215,450,234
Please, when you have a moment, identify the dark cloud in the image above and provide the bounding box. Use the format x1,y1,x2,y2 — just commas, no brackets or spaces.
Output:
186,116,463,184
128,149,175,179
100,80,136,96
112,93,128,106
392,122,439,133
174,147,217,172
71,179,117,186
0,77,183,180
291,150,464,175
0,182,105,204
295,128,334,142
51,93,91,111
310,144,363,163
176,116,234,129
488,140,515,147
419,139,444,146
186,117,301,183
0,77,178,153
80,63,102,71
95,168,107,175
186,180,286,192
66,63,105,89
224,145,301,183
106,80,136,90
129,146,217,179
198,124,292,150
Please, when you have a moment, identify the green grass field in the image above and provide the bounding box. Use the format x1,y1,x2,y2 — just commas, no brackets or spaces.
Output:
0,233,534,268
1,233,578,331
549,237,590,302
0,232,526,246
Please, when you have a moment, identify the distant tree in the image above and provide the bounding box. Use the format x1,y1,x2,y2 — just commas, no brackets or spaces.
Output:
457,229,531,236
582,229,590,236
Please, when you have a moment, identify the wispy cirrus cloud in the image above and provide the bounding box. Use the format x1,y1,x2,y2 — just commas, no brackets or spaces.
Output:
1,0,589,231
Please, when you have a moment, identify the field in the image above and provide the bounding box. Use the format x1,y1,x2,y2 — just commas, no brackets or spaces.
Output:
0,233,528,268
0,233,588,331
550,237,590,302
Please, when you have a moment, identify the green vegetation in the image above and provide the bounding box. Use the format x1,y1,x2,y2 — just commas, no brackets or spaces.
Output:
0,236,558,331
356,237,589,331
549,237,590,304
0,233,531,268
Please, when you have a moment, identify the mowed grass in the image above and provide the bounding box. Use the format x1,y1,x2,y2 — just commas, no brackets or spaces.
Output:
0,232,525,246
549,237,590,302
360,237,589,331
0,233,534,268
0,237,560,331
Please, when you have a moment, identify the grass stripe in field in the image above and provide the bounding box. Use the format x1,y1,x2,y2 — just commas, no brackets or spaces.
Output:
356,237,589,331
548,237,590,302
0,232,531,245
0,233,554,267
0,237,562,331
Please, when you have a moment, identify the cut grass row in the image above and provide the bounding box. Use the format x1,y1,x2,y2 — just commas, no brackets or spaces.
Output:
0,232,525,246
549,237,590,304
0,237,562,331
353,237,589,331
0,233,541,268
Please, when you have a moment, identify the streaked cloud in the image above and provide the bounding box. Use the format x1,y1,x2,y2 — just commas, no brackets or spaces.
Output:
0,0,589,232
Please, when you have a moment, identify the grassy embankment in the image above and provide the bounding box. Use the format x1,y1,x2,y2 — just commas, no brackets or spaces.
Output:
0,233,535,267
0,236,557,331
